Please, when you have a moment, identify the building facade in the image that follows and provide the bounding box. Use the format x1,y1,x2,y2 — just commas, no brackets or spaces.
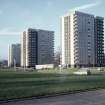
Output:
8,44,21,67
94,17,104,67
21,31,26,67
61,11,104,67
21,28,54,68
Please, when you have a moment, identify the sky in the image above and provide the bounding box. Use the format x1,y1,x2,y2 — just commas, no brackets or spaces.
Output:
0,0,105,60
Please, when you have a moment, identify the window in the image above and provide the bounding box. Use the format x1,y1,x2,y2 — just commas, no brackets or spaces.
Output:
88,42,90,44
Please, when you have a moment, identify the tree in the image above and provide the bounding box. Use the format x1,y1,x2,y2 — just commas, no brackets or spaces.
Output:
54,47,61,66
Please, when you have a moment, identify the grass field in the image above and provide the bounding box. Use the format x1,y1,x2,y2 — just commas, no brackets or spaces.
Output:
0,68,105,101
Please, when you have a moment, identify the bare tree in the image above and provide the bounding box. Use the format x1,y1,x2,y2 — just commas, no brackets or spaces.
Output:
54,47,61,66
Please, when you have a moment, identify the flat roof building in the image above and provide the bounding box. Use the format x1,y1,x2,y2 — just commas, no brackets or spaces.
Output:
61,11,104,67
21,28,54,68
8,44,21,67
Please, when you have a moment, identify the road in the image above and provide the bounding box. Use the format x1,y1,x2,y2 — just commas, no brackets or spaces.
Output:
1,89,105,105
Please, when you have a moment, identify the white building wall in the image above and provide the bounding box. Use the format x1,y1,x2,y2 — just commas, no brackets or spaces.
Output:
70,13,75,66
26,30,29,67
21,32,24,67
61,17,65,65
61,13,75,66
8,45,12,67
21,31,27,67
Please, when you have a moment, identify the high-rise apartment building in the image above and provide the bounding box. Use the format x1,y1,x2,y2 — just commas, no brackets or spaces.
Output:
61,11,104,67
21,28,54,68
94,17,104,67
8,44,21,67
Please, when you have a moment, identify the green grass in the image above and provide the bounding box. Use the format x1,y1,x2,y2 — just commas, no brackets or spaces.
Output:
0,69,105,101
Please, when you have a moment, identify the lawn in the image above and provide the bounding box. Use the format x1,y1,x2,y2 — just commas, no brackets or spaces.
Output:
0,69,105,101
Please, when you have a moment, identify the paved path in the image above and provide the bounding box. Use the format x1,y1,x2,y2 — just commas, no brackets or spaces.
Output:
1,89,105,105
